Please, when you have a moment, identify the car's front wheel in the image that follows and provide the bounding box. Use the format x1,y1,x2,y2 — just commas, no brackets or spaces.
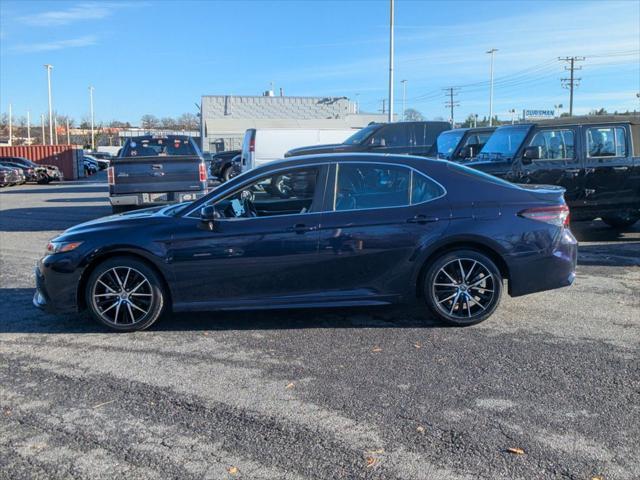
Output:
85,257,166,332
423,250,502,326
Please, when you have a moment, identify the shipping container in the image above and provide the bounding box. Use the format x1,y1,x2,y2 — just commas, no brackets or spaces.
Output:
0,145,84,180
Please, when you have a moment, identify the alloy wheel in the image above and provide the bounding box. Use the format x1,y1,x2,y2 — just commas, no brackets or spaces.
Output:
90,267,154,326
431,258,496,320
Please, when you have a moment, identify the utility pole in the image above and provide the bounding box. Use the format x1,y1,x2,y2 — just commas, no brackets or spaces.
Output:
44,64,54,145
381,99,387,115
354,93,360,114
41,114,45,144
8,104,12,146
27,111,31,144
444,87,460,127
559,56,585,116
66,118,70,144
89,86,95,150
400,79,407,121
486,48,498,126
388,0,394,123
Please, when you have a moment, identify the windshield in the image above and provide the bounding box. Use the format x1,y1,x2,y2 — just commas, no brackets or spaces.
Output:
120,136,199,158
342,125,380,145
436,131,465,159
476,126,530,161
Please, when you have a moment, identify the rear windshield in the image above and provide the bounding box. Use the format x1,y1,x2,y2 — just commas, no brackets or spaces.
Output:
343,124,380,145
120,137,198,158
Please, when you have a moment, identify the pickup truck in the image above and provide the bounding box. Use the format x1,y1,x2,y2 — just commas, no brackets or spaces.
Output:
434,127,495,161
284,121,451,158
108,135,208,214
208,149,241,181
467,115,640,227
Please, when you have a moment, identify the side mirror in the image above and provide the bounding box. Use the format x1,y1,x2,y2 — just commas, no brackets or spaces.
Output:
522,146,542,164
199,205,220,231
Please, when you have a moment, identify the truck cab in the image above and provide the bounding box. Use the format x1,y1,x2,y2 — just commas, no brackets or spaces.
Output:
108,135,208,214
435,127,495,162
468,116,640,227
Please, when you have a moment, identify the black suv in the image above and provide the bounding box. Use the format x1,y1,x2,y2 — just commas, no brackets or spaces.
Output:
468,115,640,227
284,121,451,158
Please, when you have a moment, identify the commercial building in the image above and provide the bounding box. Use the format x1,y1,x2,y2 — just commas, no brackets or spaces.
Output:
200,94,388,152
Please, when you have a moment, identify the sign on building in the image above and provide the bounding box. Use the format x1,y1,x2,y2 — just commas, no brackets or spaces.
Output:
523,109,555,120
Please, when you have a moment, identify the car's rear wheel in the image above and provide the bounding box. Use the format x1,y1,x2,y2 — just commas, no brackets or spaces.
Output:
601,211,639,229
424,250,502,326
221,165,233,182
85,257,165,332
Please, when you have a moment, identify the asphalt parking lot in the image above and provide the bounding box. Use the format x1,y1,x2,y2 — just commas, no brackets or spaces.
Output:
1,174,638,480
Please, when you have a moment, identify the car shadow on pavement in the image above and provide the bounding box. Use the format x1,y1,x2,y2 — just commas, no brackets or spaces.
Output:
46,197,108,203
0,206,111,232
577,242,640,267
0,288,443,334
571,220,639,242
0,185,107,195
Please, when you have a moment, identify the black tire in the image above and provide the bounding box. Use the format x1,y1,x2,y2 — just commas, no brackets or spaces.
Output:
85,257,166,332
423,249,502,326
221,165,234,182
601,212,639,229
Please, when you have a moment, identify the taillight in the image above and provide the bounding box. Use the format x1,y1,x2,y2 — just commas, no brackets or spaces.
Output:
199,163,207,182
519,205,570,227
249,136,255,153
107,166,115,185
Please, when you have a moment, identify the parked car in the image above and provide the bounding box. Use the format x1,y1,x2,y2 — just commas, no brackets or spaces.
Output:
435,127,495,161
0,156,60,183
84,154,110,170
0,161,37,182
0,165,24,186
468,115,640,227
108,135,209,214
35,153,577,332
208,149,241,181
284,121,451,159
0,168,10,187
240,129,357,172
84,158,98,176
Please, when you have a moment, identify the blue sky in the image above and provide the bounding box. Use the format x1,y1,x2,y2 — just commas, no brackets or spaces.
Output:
1,0,638,125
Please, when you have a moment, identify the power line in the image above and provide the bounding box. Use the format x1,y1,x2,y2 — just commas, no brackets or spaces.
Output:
559,56,585,116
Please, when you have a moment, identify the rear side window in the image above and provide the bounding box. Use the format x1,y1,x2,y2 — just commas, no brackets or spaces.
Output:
370,124,409,147
587,126,627,157
527,129,575,160
334,163,444,211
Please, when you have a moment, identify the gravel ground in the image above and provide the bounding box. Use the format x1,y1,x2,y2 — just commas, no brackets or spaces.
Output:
1,174,639,480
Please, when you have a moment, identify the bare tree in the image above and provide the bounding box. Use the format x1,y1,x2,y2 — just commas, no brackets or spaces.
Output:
404,108,424,121
177,112,198,130
141,114,160,130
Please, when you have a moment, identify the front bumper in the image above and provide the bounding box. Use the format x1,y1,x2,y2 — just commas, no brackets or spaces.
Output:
506,228,578,297
33,258,82,314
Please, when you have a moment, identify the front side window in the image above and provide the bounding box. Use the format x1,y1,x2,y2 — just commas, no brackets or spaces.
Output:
436,130,465,159
214,167,319,219
587,126,626,157
334,163,443,211
527,129,575,160
370,124,409,147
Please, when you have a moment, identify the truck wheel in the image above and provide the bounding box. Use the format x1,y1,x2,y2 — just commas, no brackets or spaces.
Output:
601,212,640,228
222,165,234,182
423,250,502,326
85,257,166,332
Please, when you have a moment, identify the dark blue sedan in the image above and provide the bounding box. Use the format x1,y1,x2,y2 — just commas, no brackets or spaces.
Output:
34,154,577,331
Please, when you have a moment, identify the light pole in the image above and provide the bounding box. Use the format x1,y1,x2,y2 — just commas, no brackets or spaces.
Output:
44,64,54,145
388,0,394,123
509,109,516,124
355,93,360,114
41,114,45,144
486,49,497,126
400,79,407,121
89,86,95,150
8,103,12,146
554,104,563,117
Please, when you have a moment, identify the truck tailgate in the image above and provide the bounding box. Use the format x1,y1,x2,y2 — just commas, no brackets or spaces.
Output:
111,156,205,194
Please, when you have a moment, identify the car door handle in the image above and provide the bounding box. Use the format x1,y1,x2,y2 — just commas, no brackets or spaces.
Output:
288,224,316,234
612,166,629,171
407,215,438,224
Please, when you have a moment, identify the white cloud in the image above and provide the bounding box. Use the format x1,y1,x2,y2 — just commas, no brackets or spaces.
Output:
19,2,143,27
9,35,98,53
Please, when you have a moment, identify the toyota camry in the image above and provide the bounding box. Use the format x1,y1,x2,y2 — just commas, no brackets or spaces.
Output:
34,153,577,331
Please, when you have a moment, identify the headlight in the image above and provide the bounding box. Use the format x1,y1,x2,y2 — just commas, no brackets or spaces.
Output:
46,241,83,255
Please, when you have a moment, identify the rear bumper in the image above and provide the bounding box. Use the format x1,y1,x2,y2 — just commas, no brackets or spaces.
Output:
506,228,577,297
109,190,207,206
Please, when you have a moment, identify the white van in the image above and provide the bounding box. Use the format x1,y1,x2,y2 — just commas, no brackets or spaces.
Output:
240,128,356,172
